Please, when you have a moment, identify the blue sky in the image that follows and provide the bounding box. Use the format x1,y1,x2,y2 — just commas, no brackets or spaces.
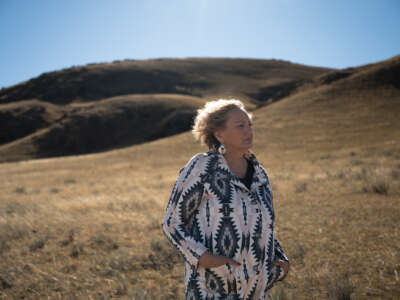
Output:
1,0,399,89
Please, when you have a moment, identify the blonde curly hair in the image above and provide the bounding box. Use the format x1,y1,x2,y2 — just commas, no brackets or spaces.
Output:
192,99,252,150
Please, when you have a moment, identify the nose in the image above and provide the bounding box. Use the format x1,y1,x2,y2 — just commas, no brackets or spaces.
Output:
246,124,253,135
244,127,253,142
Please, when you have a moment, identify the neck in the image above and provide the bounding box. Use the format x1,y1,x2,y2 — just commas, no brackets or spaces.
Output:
223,148,247,164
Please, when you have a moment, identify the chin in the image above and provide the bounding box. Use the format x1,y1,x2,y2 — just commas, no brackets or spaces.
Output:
240,145,252,152
243,141,253,149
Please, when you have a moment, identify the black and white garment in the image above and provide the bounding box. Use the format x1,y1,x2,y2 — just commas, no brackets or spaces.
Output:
162,149,289,300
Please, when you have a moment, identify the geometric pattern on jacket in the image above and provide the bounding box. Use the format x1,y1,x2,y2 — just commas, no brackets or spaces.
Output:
162,149,289,300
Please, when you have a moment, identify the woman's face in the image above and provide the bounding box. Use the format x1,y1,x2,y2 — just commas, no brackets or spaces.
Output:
214,108,253,153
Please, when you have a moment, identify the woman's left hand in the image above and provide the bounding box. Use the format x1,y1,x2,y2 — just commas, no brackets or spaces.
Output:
274,260,290,278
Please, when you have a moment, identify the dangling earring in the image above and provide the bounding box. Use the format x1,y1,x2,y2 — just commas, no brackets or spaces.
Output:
218,144,226,154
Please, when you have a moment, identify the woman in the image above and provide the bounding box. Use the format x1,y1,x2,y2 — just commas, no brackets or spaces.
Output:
162,99,289,299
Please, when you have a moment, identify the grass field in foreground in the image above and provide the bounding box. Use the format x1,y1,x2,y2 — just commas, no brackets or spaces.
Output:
1,81,400,299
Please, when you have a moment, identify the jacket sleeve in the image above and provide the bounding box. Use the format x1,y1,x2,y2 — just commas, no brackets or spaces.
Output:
162,154,208,272
263,167,289,281
274,237,289,263
274,237,289,281
262,168,289,264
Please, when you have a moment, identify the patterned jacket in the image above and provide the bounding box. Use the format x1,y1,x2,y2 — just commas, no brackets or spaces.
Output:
162,149,289,299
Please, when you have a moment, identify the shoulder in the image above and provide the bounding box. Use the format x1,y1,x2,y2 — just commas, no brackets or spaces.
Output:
249,153,271,181
184,150,216,169
178,151,212,179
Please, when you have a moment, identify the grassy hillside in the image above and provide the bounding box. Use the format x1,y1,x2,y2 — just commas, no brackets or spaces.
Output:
0,55,399,299
0,58,330,163
0,94,212,163
248,55,400,299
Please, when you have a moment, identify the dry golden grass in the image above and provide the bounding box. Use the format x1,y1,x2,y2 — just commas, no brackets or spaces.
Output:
1,77,400,299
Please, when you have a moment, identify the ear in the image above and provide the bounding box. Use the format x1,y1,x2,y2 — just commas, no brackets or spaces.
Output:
213,130,224,144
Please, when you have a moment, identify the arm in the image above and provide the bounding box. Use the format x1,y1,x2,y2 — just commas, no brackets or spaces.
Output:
274,237,289,263
263,169,290,280
274,237,290,281
162,155,208,272
262,169,289,264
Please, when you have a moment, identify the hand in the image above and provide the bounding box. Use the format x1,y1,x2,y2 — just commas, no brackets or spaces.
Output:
198,250,241,268
274,260,290,278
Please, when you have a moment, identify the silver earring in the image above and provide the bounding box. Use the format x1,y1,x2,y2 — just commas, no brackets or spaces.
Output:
218,144,226,154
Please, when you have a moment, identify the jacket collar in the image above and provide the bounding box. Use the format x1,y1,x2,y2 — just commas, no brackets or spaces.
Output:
208,149,268,192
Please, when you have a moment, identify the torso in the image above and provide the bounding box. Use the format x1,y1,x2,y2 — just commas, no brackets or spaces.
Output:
238,160,254,189
163,150,283,298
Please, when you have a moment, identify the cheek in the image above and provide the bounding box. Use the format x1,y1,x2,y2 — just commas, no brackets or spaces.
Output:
232,130,246,142
224,130,240,144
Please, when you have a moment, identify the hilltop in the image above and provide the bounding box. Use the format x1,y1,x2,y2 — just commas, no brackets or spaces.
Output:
0,58,331,104
0,58,330,162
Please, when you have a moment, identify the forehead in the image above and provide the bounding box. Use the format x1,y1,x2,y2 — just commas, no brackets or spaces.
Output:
226,108,250,123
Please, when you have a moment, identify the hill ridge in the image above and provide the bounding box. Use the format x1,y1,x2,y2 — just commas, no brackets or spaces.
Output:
0,55,399,163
